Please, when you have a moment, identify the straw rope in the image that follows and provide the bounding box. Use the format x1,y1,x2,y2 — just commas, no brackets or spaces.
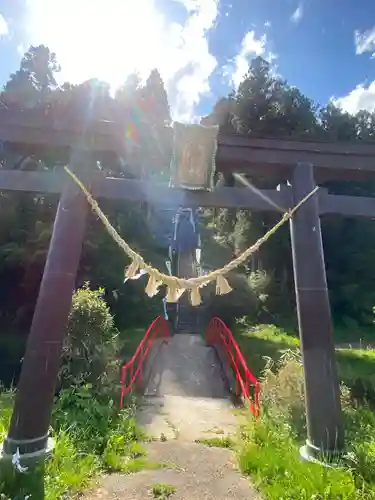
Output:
64,167,318,305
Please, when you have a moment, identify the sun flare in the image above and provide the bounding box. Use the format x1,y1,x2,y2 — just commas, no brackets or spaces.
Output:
23,0,218,120
26,0,169,89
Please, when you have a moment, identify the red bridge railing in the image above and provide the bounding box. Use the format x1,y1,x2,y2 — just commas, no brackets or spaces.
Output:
206,317,261,417
120,315,171,408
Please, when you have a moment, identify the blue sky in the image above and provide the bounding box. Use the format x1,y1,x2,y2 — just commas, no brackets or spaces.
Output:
0,0,375,121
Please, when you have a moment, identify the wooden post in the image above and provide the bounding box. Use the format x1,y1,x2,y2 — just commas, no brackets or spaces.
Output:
290,162,344,459
2,150,92,457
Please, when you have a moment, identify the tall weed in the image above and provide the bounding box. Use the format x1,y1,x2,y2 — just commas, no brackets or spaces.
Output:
238,349,375,499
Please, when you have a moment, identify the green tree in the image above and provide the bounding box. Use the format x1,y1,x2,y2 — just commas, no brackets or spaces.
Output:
0,50,171,364
204,57,375,326
143,69,171,127
2,45,60,108
319,103,358,142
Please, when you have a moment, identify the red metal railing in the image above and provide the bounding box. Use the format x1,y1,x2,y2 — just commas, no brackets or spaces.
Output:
120,315,171,408
206,317,261,417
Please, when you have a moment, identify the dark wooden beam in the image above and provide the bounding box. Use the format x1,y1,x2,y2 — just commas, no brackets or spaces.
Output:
96,177,291,211
219,135,375,180
0,170,290,211
319,192,375,219
0,111,120,152
1,170,375,217
0,170,64,193
218,134,375,156
2,111,375,181
279,184,375,218
218,135,375,182
217,144,375,182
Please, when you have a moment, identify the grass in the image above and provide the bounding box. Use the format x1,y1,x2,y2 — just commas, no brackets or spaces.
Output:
195,436,234,449
333,323,375,346
0,386,147,500
119,327,149,361
238,418,363,500
233,323,299,379
0,324,153,500
151,482,177,499
232,322,375,499
233,322,375,397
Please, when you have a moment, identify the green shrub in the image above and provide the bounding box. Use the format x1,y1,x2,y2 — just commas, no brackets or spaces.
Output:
53,385,118,454
59,283,119,391
53,385,145,465
0,285,148,500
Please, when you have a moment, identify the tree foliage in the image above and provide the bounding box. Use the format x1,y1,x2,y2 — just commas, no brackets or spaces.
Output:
0,46,170,387
203,56,375,326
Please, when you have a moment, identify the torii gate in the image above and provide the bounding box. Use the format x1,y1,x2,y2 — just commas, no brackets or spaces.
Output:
1,110,375,463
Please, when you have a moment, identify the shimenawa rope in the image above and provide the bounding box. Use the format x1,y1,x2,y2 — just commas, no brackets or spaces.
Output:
64,167,318,306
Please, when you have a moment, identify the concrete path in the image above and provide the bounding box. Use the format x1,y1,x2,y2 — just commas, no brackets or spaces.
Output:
95,441,257,500
89,333,260,500
138,334,238,441
145,334,228,398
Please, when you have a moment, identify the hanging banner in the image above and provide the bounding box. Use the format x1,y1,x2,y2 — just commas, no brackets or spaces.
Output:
170,122,219,191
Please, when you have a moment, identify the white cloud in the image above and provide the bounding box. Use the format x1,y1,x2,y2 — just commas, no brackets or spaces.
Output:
291,5,303,24
22,0,219,122
354,26,375,57
230,31,276,88
0,13,8,37
334,81,375,114
17,43,26,56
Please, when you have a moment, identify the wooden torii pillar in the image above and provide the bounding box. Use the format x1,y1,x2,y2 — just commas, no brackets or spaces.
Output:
290,163,343,459
2,148,93,458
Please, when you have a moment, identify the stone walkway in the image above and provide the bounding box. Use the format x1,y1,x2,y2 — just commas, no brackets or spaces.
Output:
89,334,260,500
